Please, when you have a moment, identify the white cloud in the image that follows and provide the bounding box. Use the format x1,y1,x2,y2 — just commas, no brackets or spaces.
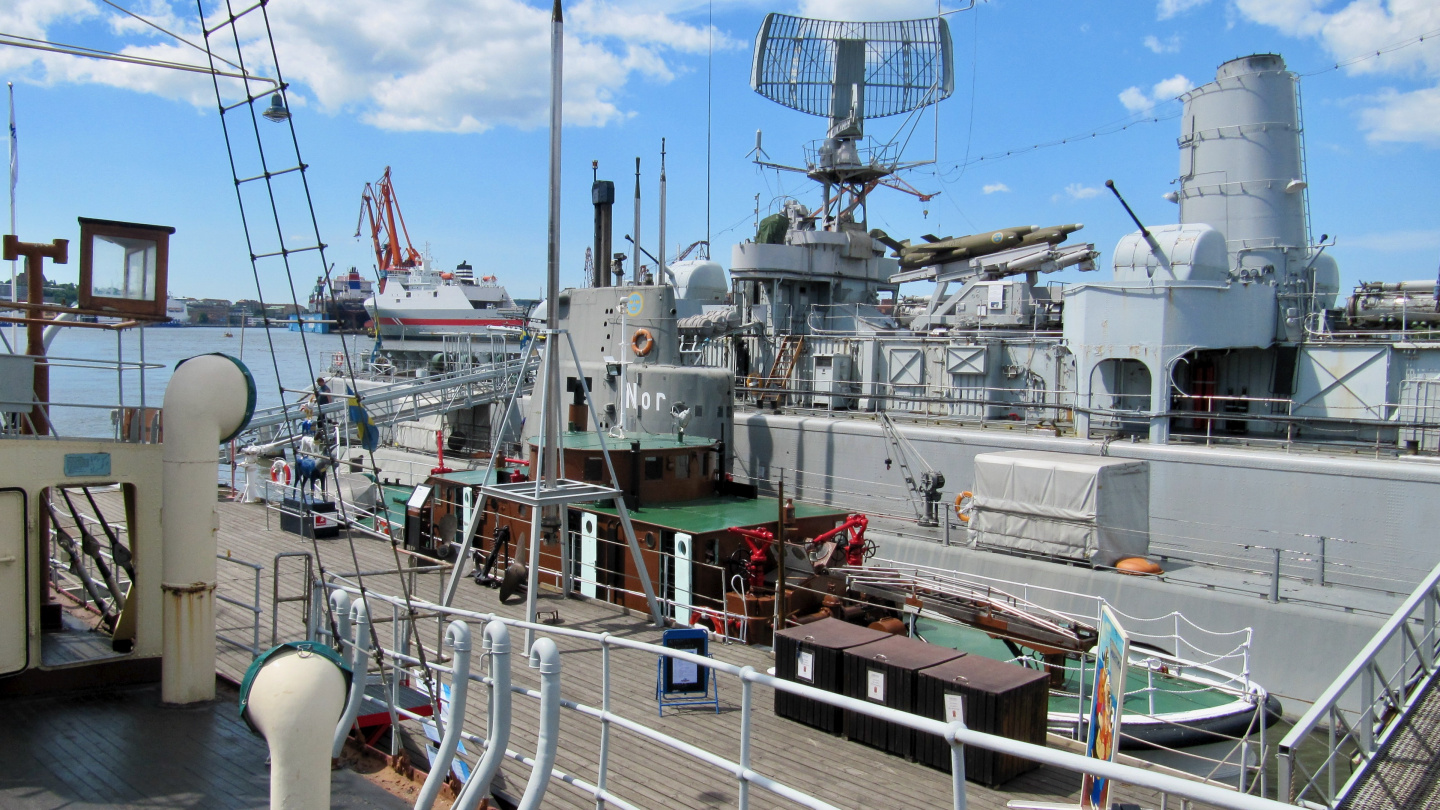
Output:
1052,183,1099,203
1231,0,1440,145
982,183,1010,195
2,0,737,133
1143,34,1181,54
1118,73,1193,113
1157,0,1210,21
1359,86,1440,145
797,0,939,21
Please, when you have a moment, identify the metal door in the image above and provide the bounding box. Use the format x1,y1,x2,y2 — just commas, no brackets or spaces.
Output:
673,532,693,626
0,489,28,675
579,512,597,599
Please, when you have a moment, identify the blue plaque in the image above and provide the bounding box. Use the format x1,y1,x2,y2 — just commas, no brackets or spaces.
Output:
64,453,112,477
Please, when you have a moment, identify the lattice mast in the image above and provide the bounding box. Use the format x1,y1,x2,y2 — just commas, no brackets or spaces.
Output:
750,14,954,228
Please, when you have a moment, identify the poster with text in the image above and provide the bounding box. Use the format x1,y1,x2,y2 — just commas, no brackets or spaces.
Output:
1079,604,1128,810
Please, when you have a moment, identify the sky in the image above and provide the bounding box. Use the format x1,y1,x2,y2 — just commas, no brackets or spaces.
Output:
1,0,1438,304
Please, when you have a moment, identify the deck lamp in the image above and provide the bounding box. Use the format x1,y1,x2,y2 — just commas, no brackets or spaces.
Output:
262,92,291,122
77,218,173,319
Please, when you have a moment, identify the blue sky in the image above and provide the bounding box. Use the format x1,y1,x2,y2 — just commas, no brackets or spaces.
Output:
2,0,1438,303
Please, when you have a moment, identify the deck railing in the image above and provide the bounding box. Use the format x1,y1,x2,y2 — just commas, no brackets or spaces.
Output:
318,579,1296,810
1276,559,1440,807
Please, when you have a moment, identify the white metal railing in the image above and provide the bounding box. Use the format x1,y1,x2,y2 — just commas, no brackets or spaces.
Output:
1276,559,1440,807
316,579,1296,810
216,553,263,657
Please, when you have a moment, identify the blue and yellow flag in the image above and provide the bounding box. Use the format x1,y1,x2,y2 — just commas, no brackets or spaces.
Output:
346,386,379,452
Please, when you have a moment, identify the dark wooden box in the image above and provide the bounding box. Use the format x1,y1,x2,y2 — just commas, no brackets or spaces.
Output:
842,635,964,758
915,655,1051,785
280,497,339,539
774,619,891,733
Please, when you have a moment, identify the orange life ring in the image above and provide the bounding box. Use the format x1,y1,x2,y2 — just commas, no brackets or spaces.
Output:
954,490,974,523
631,328,655,357
270,459,292,486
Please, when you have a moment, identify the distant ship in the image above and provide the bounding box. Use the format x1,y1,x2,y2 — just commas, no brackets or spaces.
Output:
305,267,373,333
363,258,525,339
355,166,526,340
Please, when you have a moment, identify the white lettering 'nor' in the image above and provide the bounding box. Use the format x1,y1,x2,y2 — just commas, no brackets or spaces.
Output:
623,383,671,413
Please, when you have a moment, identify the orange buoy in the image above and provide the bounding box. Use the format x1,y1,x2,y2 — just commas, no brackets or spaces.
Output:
1116,557,1164,576
630,327,655,356
954,490,974,522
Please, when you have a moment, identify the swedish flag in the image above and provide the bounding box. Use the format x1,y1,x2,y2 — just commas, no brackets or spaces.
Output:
346,386,379,452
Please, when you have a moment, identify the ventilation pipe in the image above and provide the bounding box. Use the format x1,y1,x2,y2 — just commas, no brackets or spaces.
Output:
453,620,512,810
593,172,614,288
516,637,562,810
330,590,352,646
416,620,473,810
243,646,348,810
161,353,255,704
332,596,370,758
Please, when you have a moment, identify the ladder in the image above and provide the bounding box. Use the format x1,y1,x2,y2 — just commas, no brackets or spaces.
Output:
196,0,335,429
757,335,805,408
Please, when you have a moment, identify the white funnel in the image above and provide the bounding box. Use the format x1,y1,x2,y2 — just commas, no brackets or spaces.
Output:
161,353,255,704
242,644,349,810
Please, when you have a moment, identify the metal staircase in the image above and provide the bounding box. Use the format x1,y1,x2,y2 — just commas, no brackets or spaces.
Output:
756,334,804,408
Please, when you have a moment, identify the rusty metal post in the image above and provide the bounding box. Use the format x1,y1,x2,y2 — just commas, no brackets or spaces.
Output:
2,234,67,434
774,469,785,638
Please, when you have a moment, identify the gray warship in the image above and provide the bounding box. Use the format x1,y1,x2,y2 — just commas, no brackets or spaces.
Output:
561,24,1440,714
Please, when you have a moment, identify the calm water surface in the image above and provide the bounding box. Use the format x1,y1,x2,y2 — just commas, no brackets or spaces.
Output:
43,326,373,436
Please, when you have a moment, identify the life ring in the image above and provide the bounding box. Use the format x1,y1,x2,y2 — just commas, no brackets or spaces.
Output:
630,328,655,357
954,490,974,523
270,459,292,486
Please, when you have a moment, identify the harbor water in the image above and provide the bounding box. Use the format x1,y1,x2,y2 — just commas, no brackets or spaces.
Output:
40,325,368,437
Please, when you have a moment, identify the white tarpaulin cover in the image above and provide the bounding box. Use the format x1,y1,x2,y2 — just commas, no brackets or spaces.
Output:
968,451,1149,566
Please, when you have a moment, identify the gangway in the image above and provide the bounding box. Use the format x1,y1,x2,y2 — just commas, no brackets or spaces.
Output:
1278,559,1440,808
240,354,537,437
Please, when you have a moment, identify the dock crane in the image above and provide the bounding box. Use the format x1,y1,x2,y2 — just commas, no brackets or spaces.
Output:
355,166,422,289
877,411,946,527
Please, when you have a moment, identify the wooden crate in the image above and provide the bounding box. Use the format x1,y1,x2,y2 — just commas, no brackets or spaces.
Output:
914,655,1050,786
841,635,964,758
773,618,891,733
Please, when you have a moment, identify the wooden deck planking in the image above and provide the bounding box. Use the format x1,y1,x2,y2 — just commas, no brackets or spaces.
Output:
212,498,1220,810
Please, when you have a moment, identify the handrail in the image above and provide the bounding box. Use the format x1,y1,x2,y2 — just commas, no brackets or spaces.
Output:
1276,558,1440,806
323,579,1296,810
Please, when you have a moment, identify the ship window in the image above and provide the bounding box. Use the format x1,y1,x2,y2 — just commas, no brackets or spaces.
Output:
676,454,691,479
583,457,603,481
702,452,710,477
644,456,663,480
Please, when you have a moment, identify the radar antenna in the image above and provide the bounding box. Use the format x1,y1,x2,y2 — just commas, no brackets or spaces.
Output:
750,14,954,228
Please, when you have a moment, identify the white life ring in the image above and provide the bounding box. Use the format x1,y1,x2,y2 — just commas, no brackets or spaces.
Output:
270,459,292,486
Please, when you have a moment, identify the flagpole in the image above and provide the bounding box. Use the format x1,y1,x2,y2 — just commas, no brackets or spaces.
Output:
8,81,17,351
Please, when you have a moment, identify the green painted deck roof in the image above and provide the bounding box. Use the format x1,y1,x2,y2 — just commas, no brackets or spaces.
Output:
587,495,847,535
528,431,717,452
432,468,500,486
369,483,415,527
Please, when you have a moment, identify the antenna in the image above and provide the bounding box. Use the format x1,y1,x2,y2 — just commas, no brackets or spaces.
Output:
749,14,954,230
751,15,954,135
